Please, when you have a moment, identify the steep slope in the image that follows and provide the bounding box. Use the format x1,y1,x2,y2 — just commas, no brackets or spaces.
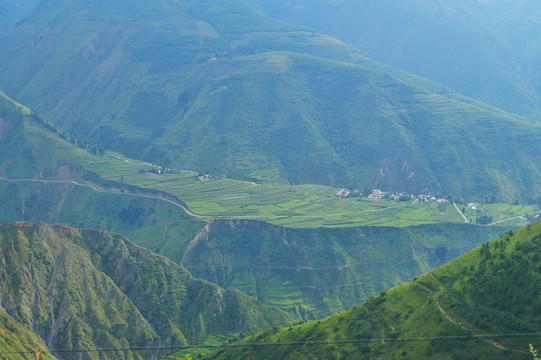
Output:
248,0,541,118
182,219,506,319
0,306,58,360
1,2,541,200
0,222,295,360
0,90,208,262
208,220,541,359
0,90,521,321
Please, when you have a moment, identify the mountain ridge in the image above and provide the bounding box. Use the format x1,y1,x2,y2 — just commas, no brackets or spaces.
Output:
206,219,541,359
246,0,541,118
0,85,524,320
0,221,295,360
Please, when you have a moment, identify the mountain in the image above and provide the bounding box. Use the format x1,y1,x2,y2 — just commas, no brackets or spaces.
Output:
487,0,541,77
247,0,541,118
182,219,506,319
0,90,207,261
207,220,541,359
0,222,295,360
0,11,12,36
0,0,40,37
1,1,541,201
0,91,513,319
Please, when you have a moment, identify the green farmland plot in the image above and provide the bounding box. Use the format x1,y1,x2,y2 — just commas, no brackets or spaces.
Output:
81,152,540,228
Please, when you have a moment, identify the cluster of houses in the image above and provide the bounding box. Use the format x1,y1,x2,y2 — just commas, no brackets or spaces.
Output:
467,202,481,211
142,167,172,176
336,188,351,197
419,194,449,204
335,188,450,204
367,189,449,203
367,189,383,199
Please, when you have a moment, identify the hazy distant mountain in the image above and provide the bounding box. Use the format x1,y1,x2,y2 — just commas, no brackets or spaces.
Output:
208,220,541,359
487,0,541,77
0,7,12,35
247,0,541,118
0,0,40,36
1,0,541,201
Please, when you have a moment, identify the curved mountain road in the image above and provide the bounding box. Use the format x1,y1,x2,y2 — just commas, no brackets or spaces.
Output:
0,176,206,218
430,273,528,353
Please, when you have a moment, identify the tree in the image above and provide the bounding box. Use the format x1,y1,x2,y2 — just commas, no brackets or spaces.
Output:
531,344,539,360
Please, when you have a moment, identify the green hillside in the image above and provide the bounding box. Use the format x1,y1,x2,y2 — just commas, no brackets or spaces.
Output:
489,0,541,81
207,220,541,359
248,0,541,119
0,88,524,320
0,177,513,319
1,1,541,200
182,220,506,318
0,222,295,360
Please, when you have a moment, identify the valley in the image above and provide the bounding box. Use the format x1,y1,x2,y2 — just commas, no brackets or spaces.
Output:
0,90,516,321
1,1,541,359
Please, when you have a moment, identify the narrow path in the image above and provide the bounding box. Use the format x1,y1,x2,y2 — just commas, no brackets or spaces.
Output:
0,176,206,218
430,273,526,353
488,210,541,226
453,202,469,223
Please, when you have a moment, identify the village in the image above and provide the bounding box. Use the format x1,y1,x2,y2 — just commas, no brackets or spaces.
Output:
336,188,451,205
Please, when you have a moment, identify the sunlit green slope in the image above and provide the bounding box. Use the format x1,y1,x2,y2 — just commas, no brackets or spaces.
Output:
208,220,541,359
182,220,506,318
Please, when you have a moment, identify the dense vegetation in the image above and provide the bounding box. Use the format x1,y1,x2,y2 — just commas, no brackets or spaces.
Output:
0,222,295,360
2,2,541,359
1,1,541,201
206,220,541,359
1,3,541,358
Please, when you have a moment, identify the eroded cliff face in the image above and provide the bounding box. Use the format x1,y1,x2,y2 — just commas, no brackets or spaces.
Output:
182,219,506,319
0,222,294,360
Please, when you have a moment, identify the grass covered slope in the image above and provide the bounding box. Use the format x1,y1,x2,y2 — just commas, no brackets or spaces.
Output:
208,220,541,360
1,2,541,200
0,222,295,360
182,220,507,319
0,90,101,179
0,0,40,37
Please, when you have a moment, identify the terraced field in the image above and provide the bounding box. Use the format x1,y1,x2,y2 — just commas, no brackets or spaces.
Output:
81,153,539,228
